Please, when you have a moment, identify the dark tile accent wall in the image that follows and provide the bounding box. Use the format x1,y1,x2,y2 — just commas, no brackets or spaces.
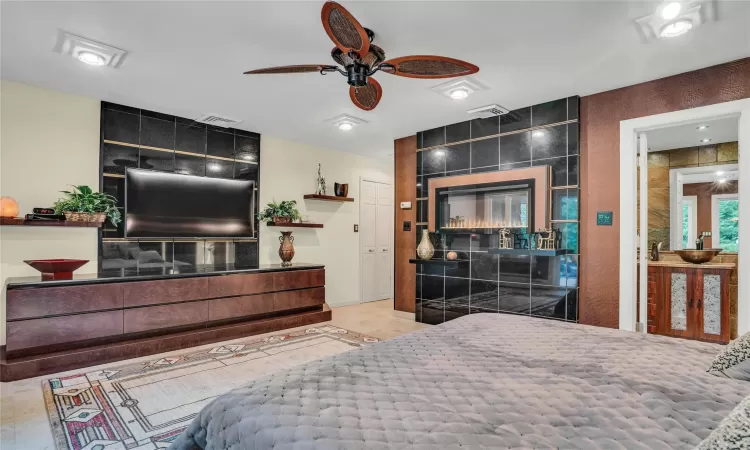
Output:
415,97,579,325
99,102,260,271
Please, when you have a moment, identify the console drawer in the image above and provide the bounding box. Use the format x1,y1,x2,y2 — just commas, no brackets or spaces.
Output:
273,269,325,291
208,293,275,321
206,272,274,298
274,287,325,311
6,310,123,352
123,301,208,334
6,284,122,320
122,278,208,307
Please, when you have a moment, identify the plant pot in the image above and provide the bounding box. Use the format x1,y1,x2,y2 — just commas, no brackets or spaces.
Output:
64,212,106,223
272,216,292,224
278,231,295,266
334,183,349,197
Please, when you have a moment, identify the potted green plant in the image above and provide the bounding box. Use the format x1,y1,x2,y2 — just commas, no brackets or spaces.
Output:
257,200,301,224
53,185,122,226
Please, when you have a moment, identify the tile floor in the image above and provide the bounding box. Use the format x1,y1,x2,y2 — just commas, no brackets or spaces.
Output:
0,299,425,450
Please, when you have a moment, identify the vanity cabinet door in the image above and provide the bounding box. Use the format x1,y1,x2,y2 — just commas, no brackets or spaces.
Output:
661,268,695,340
693,268,730,344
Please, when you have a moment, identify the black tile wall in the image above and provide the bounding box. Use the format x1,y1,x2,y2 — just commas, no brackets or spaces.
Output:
99,102,261,270
470,138,499,169
414,97,580,325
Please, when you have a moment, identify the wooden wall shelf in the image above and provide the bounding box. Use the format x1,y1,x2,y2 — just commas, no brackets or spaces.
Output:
303,194,354,202
266,222,324,229
0,218,102,228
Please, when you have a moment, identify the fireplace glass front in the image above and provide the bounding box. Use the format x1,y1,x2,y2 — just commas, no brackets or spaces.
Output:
437,182,533,233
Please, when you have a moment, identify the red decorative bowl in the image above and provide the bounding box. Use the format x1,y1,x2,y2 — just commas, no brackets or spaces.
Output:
24,259,89,280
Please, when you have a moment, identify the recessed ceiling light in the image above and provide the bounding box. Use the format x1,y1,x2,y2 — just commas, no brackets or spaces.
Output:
326,114,366,131
434,149,445,157
207,163,222,172
449,88,469,100
77,51,105,66
696,125,709,130
661,2,682,20
660,19,693,38
241,154,254,161
532,130,545,138
716,171,724,176
718,177,727,184
700,138,712,143
55,31,128,68
431,78,488,100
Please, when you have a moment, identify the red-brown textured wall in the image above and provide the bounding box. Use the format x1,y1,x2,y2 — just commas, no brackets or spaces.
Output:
579,58,750,328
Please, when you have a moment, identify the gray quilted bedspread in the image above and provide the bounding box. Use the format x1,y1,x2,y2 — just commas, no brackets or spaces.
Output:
169,314,750,450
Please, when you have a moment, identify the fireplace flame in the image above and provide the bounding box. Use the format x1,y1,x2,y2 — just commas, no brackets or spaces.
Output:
443,218,526,229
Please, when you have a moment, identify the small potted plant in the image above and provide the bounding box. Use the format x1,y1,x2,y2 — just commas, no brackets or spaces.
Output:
257,200,301,224
53,185,121,226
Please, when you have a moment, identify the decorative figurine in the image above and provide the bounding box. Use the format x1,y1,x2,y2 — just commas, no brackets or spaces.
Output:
417,230,435,260
498,228,512,249
446,251,458,261
513,231,529,249
536,227,559,250
315,163,326,195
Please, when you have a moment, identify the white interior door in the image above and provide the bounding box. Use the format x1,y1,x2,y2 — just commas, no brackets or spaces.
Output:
360,180,392,303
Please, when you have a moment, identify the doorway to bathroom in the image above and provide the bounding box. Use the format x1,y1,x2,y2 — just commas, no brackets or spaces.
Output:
619,99,749,340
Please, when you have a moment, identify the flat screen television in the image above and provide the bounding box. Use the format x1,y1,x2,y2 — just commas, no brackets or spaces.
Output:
125,169,255,238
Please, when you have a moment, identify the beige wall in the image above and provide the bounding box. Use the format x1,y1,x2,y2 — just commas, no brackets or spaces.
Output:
0,80,101,345
259,136,393,307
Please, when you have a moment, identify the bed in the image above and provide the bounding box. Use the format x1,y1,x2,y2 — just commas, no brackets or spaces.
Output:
169,313,748,449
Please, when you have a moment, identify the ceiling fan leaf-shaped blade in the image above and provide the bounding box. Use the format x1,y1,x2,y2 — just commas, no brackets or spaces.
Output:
382,56,479,79
321,1,370,56
244,65,335,75
349,78,382,111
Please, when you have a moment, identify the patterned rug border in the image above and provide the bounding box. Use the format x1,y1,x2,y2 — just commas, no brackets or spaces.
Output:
42,325,379,450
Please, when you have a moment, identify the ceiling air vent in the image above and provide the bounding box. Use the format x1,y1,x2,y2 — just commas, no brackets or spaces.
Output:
467,104,510,119
196,115,241,128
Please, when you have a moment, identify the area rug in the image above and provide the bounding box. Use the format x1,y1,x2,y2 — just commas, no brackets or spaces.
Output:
42,325,379,450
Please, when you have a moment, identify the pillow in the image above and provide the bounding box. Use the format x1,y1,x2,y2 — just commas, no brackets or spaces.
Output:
708,332,750,381
137,250,164,264
695,394,750,449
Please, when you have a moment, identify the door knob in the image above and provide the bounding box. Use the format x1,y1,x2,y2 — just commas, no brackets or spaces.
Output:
382,249,388,252
368,249,375,253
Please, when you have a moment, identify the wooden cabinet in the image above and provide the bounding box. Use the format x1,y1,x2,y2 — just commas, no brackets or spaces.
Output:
649,266,730,344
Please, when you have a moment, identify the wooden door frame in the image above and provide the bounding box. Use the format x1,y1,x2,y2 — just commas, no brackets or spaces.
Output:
358,176,394,304
619,98,750,334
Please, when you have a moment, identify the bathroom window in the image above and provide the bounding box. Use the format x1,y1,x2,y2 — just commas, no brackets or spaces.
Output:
712,194,739,252
681,196,697,250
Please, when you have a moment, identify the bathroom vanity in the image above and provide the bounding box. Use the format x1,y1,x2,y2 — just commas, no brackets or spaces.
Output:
640,261,734,344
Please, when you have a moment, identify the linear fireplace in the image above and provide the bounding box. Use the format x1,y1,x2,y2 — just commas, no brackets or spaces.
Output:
437,181,532,233
427,166,550,234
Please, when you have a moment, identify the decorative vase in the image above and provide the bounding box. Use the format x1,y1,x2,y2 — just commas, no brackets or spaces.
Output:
334,183,349,197
417,230,434,260
278,231,295,266
0,197,19,218
446,251,457,261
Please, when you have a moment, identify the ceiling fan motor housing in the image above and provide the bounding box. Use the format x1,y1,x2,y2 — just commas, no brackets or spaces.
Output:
347,62,369,86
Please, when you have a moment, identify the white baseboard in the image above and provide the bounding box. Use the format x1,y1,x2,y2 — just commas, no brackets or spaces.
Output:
326,299,360,308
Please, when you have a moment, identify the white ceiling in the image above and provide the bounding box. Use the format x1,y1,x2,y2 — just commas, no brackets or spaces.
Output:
2,1,749,160
646,116,739,151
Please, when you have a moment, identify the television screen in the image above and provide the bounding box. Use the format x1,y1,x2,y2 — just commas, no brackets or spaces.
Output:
125,169,255,238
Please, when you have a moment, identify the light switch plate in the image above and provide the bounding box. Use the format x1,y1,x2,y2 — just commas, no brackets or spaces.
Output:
400,201,412,209
353,224,359,232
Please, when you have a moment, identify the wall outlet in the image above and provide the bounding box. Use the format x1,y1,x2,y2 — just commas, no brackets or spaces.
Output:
403,221,411,231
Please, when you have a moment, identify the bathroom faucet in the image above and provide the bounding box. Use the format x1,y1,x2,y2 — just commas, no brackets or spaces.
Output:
695,231,712,250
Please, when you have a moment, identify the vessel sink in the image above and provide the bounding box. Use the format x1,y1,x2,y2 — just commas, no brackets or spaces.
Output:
674,249,722,264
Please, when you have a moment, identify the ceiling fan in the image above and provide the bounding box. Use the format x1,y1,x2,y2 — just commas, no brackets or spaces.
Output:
244,1,479,111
